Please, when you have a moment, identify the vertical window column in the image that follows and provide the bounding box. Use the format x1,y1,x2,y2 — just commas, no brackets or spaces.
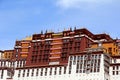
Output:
27,69,29,77
49,68,52,75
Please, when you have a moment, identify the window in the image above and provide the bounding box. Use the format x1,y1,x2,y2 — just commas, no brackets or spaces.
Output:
75,47,80,52
36,68,39,76
83,70,85,73
64,66,66,74
23,69,25,77
31,69,34,76
97,67,100,72
69,47,72,52
43,54,49,62
69,61,72,74
113,71,115,75
116,71,119,75
75,37,81,41
50,68,52,75
27,69,29,77
75,42,80,46
20,60,22,67
70,56,73,61
70,42,72,46
59,67,62,75
18,70,21,77
39,55,42,62
31,55,37,63
116,66,119,70
45,68,47,76
73,56,76,65
80,70,82,73
45,41,51,44
113,66,115,70
63,48,67,52
76,61,79,73
63,39,69,43
17,61,19,67
108,47,112,54
40,68,43,76
54,67,57,75
61,53,67,60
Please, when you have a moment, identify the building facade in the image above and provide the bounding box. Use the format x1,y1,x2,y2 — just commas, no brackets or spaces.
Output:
0,28,120,80
0,50,3,59
91,40,119,56
14,37,32,60
26,28,94,67
13,49,110,80
3,50,14,60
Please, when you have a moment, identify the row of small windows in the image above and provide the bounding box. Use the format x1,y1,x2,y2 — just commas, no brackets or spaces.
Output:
31,52,68,63
113,66,119,70
18,67,67,77
34,41,51,45
17,60,25,68
33,42,80,48
33,37,81,46
70,54,101,61
4,53,14,59
0,61,15,67
112,66,120,75
62,38,81,43
69,55,101,73
32,47,80,54
113,71,120,75
31,54,49,63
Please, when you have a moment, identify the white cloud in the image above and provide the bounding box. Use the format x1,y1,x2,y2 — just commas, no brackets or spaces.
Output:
56,0,113,9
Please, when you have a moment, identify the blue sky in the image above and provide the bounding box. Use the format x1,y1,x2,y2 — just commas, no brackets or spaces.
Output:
0,0,120,50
